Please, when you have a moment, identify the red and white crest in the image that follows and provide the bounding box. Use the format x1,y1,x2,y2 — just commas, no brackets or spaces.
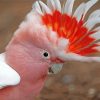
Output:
20,0,100,62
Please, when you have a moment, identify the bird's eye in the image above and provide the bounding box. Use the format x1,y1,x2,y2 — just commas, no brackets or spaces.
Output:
42,50,50,59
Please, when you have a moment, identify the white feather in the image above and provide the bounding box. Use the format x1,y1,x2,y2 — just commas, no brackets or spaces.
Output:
58,52,100,62
91,31,100,40
83,0,98,18
90,27,100,41
64,0,75,15
85,17,100,30
88,10,100,19
94,26,100,31
53,0,61,12
47,0,56,11
49,30,58,45
39,1,52,14
73,3,85,22
58,38,69,50
0,53,20,89
32,1,43,15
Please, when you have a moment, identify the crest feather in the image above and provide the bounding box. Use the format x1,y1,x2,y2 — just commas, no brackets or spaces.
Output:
64,0,75,15
23,0,100,62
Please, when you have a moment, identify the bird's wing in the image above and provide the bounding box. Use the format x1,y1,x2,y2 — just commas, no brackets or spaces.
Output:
0,53,20,89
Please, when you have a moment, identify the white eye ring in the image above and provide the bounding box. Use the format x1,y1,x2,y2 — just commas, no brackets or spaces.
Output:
42,50,50,59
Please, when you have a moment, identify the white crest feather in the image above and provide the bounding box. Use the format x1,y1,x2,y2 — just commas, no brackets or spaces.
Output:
32,1,43,15
64,0,75,15
73,3,85,22
39,1,52,14
91,31,100,40
85,17,100,30
53,0,61,12
58,38,69,50
49,31,58,45
88,10,100,19
58,52,100,62
94,26,100,31
83,0,98,18
90,27,100,41
47,0,56,11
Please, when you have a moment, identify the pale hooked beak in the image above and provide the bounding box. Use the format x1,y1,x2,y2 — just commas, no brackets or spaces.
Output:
48,63,63,74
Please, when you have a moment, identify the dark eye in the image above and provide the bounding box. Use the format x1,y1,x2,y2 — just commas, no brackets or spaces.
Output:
43,52,49,57
42,50,50,59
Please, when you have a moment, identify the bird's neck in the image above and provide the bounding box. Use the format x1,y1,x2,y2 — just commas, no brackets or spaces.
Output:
4,35,49,98
5,51,47,97
0,79,46,100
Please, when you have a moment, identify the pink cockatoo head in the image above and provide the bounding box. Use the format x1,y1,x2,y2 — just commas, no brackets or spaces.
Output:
5,2,65,96
6,9,64,78
0,0,100,99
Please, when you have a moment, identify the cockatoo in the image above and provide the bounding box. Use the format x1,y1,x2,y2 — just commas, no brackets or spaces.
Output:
0,0,100,99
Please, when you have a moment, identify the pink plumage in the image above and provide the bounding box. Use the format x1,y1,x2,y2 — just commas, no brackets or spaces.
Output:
0,0,100,100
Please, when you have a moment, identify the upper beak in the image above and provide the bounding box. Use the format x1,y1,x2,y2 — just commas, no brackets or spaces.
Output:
48,63,63,75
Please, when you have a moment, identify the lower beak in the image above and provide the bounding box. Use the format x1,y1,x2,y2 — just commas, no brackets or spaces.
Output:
48,63,63,75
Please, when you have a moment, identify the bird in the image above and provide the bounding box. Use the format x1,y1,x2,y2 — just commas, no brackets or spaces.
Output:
0,0,100,99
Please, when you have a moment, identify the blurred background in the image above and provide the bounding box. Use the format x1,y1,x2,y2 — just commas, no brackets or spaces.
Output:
0,0,100,100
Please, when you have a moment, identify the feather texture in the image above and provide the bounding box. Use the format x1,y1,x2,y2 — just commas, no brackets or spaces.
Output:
64,0,75,15
83,0,98,18
85,17,100,30
39,1,52,14
27,0,100,62
58,52,100,62
73,3,85,21
32,1,43,15
47,0,56,11
53,0,61,12
88,10,100,19
0,53,20,89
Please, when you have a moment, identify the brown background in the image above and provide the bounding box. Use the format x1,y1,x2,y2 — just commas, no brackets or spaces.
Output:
0,0,100,100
